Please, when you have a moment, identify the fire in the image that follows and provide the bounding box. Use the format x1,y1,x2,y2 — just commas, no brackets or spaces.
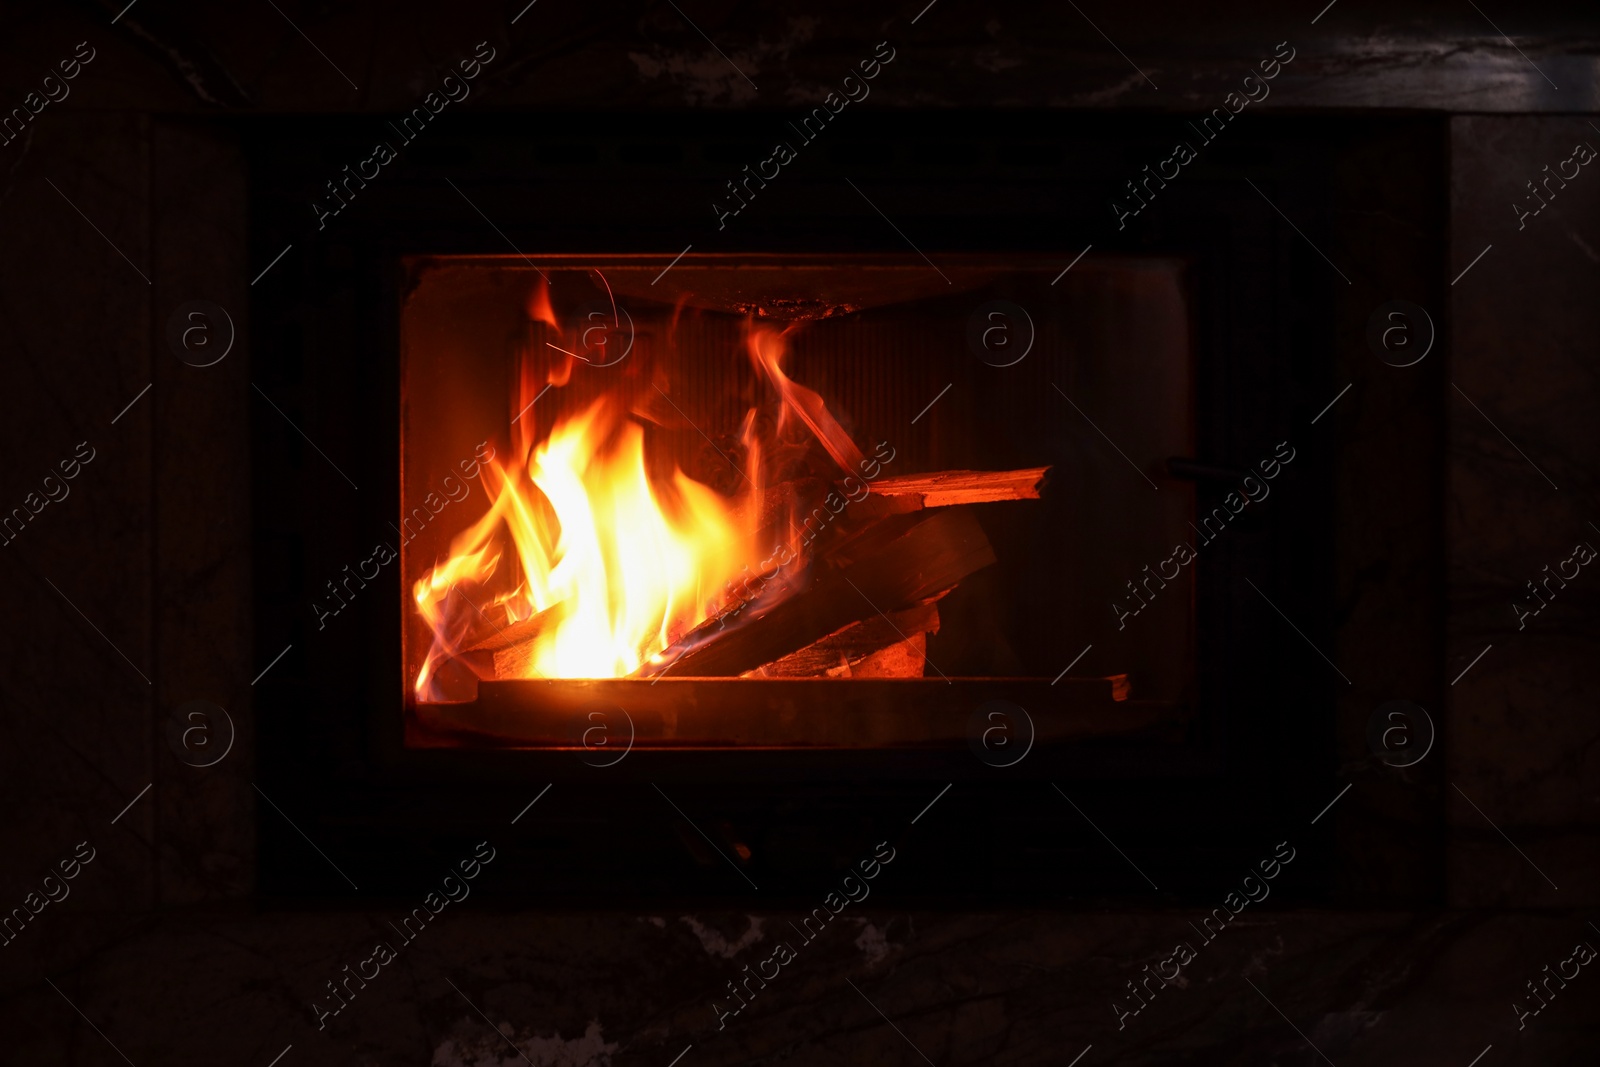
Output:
412,306,857,701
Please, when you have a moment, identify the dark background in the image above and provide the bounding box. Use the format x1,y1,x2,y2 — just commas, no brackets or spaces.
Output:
0,1,1594,1064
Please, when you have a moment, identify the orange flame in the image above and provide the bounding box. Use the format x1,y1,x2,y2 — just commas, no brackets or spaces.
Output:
747,325,864,475
412,315,862,698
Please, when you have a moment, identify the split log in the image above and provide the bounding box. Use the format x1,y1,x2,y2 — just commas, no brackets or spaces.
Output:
870,466,1049,508
850,633,927,678
752,467,1047,560
743,600,941,678
492,639,543,681
455,604,564,680
638,508,995,678
466,605,562,653
749,476,825,552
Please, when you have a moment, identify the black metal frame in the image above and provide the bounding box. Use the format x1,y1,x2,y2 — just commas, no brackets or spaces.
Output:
247,110,1439,906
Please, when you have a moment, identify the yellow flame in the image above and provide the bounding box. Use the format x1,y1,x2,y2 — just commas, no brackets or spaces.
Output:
413,397,760,694
412,317,866,699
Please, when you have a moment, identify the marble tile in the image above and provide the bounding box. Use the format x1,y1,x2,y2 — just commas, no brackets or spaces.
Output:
0,114,155,918
151,118,255,903
4,909,1599,1065
1448,116,1600,909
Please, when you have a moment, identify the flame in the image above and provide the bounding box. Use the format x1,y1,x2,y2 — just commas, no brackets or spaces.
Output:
412,313,862,699
525,275,560,331
747,325,864,475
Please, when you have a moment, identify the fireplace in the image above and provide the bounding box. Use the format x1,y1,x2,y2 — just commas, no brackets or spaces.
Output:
13,2,1595,1059
244,108,1411,901
393,251,1193,750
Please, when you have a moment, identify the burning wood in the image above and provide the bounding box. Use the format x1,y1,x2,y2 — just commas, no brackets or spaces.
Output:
410,300,1046,697
465,495,1008,683
636,508,995,679
743,600,940,678
450,473,1028,683
461,606,564,680
871,466,1048,508
464,605,561,654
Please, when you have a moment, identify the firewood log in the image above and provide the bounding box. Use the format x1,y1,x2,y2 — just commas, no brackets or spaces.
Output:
869,466,1048,507
637,508,995,678
849,633,927,678
454,603,565,680
743,600,941,678
466,604,563,653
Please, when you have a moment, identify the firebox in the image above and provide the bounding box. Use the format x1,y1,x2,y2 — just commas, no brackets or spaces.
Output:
396,252,1192,750
247,110,1421,902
